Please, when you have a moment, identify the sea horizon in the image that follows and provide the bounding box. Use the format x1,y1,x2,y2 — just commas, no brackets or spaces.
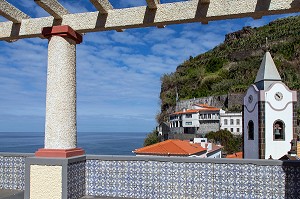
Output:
0,131,148,156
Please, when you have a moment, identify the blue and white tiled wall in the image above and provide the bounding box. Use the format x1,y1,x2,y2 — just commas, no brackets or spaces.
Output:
85,158,300,199
68,160,86,199
0,154,299,199
0,155,27,190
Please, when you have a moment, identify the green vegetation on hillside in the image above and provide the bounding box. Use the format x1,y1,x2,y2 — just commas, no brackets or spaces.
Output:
205,130,242,154
143,130,161,147
158,16,300,123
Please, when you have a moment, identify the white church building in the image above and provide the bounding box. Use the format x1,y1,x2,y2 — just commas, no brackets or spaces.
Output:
243,51,297,159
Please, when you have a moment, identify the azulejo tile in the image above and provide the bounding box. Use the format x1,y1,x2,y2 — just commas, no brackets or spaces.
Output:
67,160,86,199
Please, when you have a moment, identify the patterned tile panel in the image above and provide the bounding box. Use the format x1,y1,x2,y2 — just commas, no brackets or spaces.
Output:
0,156,26,190
85,159,300,199
68,160,86,199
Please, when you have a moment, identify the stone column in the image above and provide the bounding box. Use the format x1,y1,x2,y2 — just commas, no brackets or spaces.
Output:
35,25,84,158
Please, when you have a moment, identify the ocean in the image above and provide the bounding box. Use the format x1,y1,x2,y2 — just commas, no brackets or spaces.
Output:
0,132,148,155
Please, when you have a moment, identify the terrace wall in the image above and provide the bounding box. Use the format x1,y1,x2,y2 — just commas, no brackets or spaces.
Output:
1,153,300,199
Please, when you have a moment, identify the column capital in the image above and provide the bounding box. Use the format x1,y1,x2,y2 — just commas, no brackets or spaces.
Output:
42,25,83,44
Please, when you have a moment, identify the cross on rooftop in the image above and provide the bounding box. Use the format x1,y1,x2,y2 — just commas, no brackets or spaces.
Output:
1,0,300,41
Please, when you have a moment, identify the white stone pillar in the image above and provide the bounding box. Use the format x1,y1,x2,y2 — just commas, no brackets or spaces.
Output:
35,25,84,158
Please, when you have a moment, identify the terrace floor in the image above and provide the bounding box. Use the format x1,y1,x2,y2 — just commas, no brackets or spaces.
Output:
80,196,137,199
0,189,23,199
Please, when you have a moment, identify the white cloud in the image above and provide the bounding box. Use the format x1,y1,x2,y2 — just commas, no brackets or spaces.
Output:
110,31,145,45
143,27,176,43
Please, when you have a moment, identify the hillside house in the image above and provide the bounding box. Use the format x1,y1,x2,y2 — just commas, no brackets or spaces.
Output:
220,111,243,135
169,104,220,135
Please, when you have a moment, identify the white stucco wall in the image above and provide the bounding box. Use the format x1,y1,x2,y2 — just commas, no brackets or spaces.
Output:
30,165,62,199
207,150,222,158
182,113,199,127
264,83,295,159
220,112,242,135
243,85,259,159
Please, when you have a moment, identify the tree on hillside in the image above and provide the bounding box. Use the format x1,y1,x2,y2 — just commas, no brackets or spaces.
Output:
205,129,242,154
143,130,161,147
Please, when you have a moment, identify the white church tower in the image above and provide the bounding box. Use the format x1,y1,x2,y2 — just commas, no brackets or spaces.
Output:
243,52,297,159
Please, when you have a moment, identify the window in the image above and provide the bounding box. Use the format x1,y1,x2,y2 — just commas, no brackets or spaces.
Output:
224,119,228,125
230,119,234,125
225,128,227,131
274,120,285,140
186,122,192,125
186,114,192,118
230,128,233,132
237,128,240,132
248,120,254,140
236,119,240,125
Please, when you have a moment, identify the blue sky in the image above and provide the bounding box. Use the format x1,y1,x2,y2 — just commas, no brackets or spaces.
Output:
0,0,298,133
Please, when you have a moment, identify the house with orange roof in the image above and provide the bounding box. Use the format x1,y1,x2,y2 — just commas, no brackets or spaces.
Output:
226,152,243,159
133,138,222,158
169,104,221,135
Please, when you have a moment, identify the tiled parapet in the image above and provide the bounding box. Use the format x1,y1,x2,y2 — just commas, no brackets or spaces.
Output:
68,160,86,199
0,153,33,190
85,156,300,199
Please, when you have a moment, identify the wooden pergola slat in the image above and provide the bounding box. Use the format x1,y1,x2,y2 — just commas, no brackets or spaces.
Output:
0,0,299,41
34,0,69,19
0,0,30,23
90,0,113,14
146,0,160,9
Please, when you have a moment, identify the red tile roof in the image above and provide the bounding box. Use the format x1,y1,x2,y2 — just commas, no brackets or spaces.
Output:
226,152,243,159
171,104,220,115
194,104,220,111
172,109,199,115
133,140,207,156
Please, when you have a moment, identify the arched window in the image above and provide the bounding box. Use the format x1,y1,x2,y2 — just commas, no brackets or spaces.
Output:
248,120,254,140
274,120,285,140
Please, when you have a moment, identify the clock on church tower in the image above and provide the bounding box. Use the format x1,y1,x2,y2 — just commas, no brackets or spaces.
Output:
243,51,297,159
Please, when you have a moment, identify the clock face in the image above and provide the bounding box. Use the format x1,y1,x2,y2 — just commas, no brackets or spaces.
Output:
248,95,253,103
275,92,283,101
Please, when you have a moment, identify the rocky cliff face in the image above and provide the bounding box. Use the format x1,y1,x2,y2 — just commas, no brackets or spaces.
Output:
175,93,244,112
225,26,254,44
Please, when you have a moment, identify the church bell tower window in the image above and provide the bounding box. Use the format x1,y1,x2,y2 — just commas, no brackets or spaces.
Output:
273,120,285,140
248,120,254,140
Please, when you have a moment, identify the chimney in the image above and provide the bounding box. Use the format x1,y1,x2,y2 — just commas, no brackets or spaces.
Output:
207,143,212,151
288,138,298,156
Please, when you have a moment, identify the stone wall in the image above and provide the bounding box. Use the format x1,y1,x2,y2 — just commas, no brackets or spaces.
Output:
176,94,228,111
199,121,220,134
176,91,300,112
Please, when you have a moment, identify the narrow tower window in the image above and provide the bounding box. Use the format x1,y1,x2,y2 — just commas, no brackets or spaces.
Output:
248,120,254,140
273,120,285,140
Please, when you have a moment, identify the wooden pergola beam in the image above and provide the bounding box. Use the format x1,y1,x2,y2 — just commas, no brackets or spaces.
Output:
0,0,30,23
90,0,113,14
0,0,299,41
200,0,210,4
34,0,69,19
146,0,160,9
